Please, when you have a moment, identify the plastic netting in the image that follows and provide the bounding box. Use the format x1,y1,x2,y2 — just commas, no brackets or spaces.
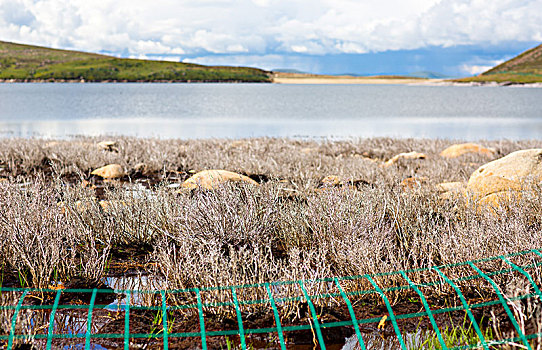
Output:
1,249,541,349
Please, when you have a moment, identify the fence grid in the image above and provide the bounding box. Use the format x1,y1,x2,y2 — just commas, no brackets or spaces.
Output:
1,248,541,349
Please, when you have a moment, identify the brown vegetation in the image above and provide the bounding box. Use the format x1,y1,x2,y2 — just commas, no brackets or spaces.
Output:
0,137,541,348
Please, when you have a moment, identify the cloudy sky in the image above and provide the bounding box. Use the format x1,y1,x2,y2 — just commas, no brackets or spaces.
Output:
1,0,541,76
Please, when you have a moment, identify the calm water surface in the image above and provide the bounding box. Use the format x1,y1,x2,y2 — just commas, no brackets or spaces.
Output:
1,83,541,139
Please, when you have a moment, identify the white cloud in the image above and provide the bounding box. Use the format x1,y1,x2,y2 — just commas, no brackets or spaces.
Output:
0,0,541,58
459,58,506,75
182,54,322,72
460,64,494,75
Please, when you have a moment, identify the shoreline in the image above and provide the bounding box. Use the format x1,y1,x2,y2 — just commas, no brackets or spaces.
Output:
0,78,272,84
272,72,542,86
2,75,542,87
271,72,436,85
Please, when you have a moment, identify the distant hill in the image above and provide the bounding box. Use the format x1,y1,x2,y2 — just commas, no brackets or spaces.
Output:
272,68,309,74
406,71,450,79
0,41,271,82
457,43,542,84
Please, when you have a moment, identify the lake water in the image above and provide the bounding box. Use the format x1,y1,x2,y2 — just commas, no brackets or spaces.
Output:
1,83,541,140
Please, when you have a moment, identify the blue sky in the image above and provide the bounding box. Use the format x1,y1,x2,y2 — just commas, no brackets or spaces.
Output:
0,0,541,77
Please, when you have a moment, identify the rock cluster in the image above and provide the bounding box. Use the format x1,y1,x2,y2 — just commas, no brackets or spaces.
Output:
79,144,542,213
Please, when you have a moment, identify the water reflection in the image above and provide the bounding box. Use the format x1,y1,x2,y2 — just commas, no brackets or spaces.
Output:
1,116,542,140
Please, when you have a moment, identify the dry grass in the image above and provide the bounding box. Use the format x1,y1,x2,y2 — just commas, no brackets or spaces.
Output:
0,137,541,330
0,179,114,288
1,136,539,186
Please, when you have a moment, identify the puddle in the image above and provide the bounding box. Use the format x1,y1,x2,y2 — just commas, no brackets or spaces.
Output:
103,274,166,309
342,330,425,350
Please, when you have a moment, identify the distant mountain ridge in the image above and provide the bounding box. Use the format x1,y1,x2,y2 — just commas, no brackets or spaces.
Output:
457,43,542,83
405,71,450,79
0,41,271,82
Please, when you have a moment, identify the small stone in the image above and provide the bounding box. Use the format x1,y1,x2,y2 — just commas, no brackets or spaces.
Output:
58,200,94,214
320,175,342,187
91,164,126,179
134,163,147,172
133,163,152,177
401,177,428,190
99,200,128,212
440,143,495,158
45,141,61,148
230,140,247,148
181,170,258,190
383,151,426,167
353,154,378,162
97,140,118,152
301,147,317,154
81,180,95,189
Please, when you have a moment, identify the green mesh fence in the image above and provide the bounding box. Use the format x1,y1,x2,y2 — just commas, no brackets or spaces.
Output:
1,248,541,349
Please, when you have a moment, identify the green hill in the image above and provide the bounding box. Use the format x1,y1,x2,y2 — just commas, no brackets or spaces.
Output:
0,41,271,82
457,43,542,84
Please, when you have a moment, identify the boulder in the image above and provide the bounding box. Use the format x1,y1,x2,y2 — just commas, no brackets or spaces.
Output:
91,164,126,179
181,170,258,190
440,143,495,158
97,140,118,152
383,151,426,167
467,149,542,207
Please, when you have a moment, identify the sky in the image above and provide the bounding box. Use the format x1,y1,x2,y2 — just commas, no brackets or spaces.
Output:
0,0,541,76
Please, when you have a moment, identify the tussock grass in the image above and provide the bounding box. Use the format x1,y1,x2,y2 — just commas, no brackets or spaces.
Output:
0,179,113,288
0,136,540,185
1,137,541,349
0,137,541,320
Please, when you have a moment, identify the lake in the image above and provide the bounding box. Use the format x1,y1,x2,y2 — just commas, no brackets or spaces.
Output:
1,83,541,140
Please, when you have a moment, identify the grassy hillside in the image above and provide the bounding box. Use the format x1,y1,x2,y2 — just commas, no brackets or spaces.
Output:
456,43,542,83
0,41,271,82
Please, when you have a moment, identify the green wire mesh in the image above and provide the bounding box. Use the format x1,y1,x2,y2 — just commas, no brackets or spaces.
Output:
1,249,541,349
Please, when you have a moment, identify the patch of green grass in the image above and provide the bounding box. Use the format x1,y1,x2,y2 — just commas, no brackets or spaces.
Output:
410,316,494,350
454,72,542,84
0,41,271,82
